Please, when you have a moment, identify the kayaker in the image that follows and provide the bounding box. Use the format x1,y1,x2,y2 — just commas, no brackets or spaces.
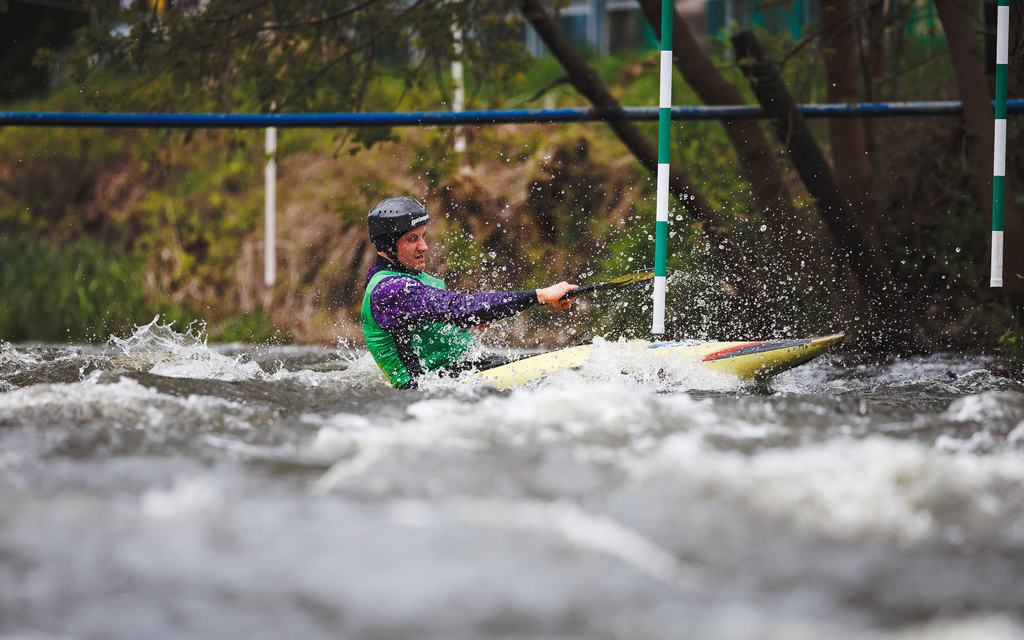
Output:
361,195,578,389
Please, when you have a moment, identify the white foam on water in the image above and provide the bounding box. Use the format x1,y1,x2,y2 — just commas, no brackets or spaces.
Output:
271,351,387,389
0,449,26,471
7,479,1023,640
931,391,1024,452
877,616,1024,640
308,413,405,493
108,315,265,381
148,356,264,381
934,430,1001,454
0,376,253,422
630,434,1024,544
0,376,262,458
680,612,1024,640
2,491,694,638
559,337,740,392
769,358,845,393
307,384,723,500
0,629,82,640
311,382,713,459
943,391,1024,423
308,406,488,495
1008,421,1024,446
0,341,41,367
425,382,659,437
142,478,225,521
790,356,968,397
0,342,47,391
312,405,481,454
388,498,698,589
876,358,974,384
0,375,167,410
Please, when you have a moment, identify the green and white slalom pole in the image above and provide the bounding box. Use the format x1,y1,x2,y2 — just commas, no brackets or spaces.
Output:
992,0,1009,288
264,122,277,288
652,0,672,334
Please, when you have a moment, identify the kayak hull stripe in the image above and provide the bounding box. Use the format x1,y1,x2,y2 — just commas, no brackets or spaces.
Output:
701,340,766,361
702,338,812,362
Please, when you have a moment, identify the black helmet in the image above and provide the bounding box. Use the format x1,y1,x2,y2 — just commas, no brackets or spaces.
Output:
367,196,430,254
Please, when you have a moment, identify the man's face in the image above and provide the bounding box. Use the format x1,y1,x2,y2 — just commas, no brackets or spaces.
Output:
395,225,428,271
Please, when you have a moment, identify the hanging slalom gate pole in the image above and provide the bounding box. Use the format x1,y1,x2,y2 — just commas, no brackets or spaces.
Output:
652,0,672,335
264,124,277,288
992,0,1009,288
6,101,1024,128
452,26,466,154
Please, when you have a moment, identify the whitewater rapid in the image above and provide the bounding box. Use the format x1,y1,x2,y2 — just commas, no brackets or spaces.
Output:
1,320,1023,639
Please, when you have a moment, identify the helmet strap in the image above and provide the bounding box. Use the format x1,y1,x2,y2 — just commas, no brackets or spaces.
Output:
373,235,399,262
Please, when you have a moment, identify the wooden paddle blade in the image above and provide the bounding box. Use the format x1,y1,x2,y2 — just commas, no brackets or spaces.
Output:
605,270,655,285
562,270,660,299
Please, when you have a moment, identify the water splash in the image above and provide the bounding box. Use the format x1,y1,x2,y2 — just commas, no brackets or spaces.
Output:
0,341,39,367
108,316,266,381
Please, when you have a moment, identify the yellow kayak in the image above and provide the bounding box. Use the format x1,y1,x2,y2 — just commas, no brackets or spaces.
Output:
474,334,845,389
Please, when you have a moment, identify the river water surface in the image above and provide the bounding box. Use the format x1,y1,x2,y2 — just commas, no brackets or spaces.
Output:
2,320,1024,639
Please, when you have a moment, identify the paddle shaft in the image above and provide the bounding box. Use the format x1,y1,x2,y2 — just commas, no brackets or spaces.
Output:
560,271,659,300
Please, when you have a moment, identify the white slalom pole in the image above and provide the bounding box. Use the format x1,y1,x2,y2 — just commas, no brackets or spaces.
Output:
452,27,466,154
991,0,1009,288
264,125,277,288
652,0,672,335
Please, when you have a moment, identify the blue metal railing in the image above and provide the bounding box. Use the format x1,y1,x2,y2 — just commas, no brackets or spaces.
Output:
1,100,1021,128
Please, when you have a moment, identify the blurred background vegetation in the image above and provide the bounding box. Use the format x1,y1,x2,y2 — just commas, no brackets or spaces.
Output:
0,0,1021,361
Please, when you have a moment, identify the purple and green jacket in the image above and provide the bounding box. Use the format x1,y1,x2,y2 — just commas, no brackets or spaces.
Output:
360,257,537,387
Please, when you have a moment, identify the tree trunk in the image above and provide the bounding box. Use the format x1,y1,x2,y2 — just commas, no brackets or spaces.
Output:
864,0,889,101
732,29,920,350
933,0,993,217
862,0,890,157
518,0,758,289
822,0,874,206
1012,0,1024,79
635,0,801,238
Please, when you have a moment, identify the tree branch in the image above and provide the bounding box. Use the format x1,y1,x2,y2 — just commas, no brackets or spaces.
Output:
518,0,760,292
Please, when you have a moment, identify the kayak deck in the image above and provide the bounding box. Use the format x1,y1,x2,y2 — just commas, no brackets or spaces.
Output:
474,334,845,389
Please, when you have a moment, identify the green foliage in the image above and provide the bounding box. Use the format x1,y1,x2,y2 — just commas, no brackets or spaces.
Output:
0,236,187,342
212,310,294,344
127,131,263,300
998,318,1024,376
0,110,275,342
63,1,530,118
1,4,1018,352
0,118,127,239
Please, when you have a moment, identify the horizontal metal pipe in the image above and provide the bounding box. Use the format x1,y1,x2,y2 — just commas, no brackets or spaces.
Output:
1,100,1022,128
